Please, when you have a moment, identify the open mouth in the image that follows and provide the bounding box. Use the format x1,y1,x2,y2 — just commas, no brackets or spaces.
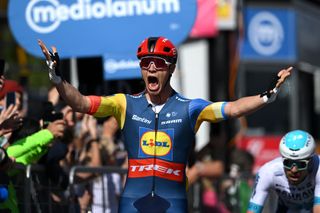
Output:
147,76,159,91
289,173,301,182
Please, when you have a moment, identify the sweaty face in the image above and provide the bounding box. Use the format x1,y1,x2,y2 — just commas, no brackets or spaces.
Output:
140,56,173,96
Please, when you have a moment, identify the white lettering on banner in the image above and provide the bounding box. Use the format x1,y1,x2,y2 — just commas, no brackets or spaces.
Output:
130,164,181,176
104,59,139,73
26,0,181,33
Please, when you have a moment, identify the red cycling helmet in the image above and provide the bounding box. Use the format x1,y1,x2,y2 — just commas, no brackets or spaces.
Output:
137,37,178,64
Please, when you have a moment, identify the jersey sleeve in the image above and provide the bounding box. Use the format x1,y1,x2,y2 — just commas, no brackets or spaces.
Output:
87,93,126,129
247,165,273,213
314,156,320,206
189,99,227,133
6,129,53,159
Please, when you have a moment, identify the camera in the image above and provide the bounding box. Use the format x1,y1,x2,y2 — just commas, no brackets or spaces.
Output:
5,92,16,108
0,59,5,76
42,102,63,125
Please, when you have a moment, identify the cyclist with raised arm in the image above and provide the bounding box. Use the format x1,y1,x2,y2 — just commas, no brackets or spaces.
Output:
38,37,292,212
247,130,320,213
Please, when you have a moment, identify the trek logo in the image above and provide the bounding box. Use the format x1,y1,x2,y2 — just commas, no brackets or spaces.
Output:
26,0,181,33
128,158,184,182
139,127,174,160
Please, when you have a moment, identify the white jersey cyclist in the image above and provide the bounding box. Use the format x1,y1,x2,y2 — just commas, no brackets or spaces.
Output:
247,130,320,213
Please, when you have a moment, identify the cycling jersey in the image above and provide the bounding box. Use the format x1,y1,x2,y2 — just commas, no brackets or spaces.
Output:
88,91,227,212
248,155,320,213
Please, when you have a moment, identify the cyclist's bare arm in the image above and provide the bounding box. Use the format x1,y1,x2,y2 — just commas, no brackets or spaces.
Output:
224,66,292,118
56,80,90,113
38,39,90,113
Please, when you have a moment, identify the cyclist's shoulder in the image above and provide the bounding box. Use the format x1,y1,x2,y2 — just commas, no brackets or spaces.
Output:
174,93,192,103
258,157,284,177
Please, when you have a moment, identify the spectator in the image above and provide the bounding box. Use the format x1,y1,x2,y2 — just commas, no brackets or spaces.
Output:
0,147,15,203
221,148,255,213
92,116,123,213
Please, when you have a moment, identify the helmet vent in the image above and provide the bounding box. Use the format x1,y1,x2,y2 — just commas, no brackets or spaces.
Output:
163,47,171,52
147,37,159,53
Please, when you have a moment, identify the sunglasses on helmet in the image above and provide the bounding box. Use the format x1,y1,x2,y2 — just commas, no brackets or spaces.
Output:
283,158,310,171
139,56,171,70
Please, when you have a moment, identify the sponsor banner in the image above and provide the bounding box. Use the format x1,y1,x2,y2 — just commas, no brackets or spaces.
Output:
103,53,140,80
240,7,296,61
236,135,282,174
128,158,184,182
8,0,197,58
190,0,218,38
138,127,174,161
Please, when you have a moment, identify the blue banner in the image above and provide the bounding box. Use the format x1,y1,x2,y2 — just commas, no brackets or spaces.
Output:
103,52,140,80
8,0,197,59
240,7,296,61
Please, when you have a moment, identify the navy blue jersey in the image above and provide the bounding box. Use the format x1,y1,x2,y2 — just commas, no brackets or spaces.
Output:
88,91,227,212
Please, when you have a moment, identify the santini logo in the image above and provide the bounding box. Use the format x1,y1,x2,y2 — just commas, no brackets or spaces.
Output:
26,0,181,33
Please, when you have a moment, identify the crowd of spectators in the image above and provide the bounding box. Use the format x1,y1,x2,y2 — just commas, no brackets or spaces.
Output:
0,72,128,212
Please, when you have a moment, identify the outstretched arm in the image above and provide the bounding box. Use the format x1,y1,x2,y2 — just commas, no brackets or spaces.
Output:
38,39,90,113
225,67,292,118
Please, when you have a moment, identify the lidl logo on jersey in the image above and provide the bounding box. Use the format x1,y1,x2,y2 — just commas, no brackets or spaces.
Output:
139,127,174,161
8,0,197,58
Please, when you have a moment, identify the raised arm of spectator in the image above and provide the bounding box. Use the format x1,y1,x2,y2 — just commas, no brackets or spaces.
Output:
6,119,65,164
224,67,292,118
0,105,22,136
38,39,90,113
75,115,101,181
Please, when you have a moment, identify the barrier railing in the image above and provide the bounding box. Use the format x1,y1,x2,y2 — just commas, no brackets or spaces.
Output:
68,166,127,213
9,164,276,213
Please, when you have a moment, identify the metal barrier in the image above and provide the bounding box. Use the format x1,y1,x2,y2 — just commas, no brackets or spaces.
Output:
68,166,127,213
14,164,47,213
8,164,276,213
10,164,127,213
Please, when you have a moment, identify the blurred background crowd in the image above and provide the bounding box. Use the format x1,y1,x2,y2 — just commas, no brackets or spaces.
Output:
1,0,320,212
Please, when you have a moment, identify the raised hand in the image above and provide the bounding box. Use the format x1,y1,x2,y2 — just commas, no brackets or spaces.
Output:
275,66,293,88
87,115,98,140
0,105,23,136
260,66,293,103
38,39,62,84
46,119,65,138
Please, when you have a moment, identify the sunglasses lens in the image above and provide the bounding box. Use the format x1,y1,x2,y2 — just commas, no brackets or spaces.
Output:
283,159,308,170
140,57,168,69
140,58,151,68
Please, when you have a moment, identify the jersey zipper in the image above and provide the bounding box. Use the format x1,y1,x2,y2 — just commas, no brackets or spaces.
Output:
151,112,159,197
